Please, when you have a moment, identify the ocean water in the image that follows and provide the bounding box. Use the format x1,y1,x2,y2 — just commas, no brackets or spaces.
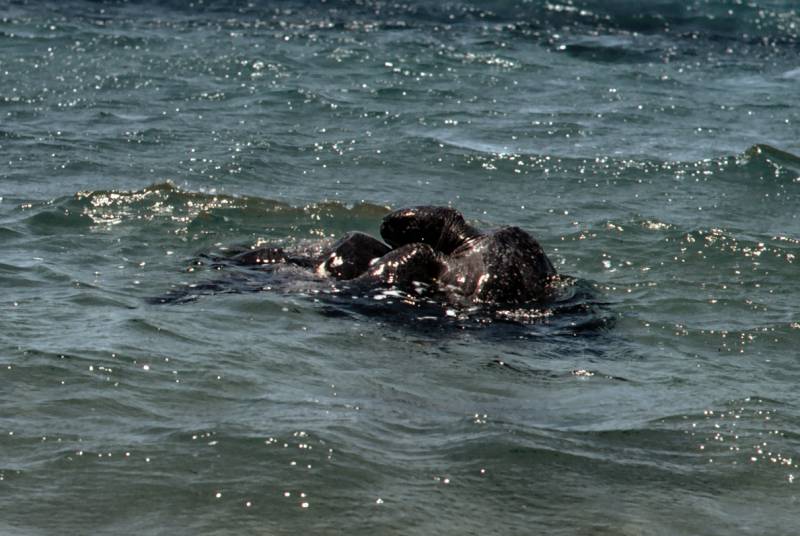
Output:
1,1,799,534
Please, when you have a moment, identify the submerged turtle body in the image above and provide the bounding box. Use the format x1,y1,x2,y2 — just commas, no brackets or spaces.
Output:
162,206,559,310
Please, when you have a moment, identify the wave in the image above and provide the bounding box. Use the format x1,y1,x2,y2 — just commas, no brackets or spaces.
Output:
418,134,800,181
738,143,800,170
16,182,389,236
11,139,796,248
16,0,800,47
246,1,800,45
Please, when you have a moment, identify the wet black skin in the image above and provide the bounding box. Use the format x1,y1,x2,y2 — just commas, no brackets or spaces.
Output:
356,242,442,289
380,206,482,255
199,206,557,306
223,231,390,279
318,231,391,280
437,226,556,305
378,206,557,305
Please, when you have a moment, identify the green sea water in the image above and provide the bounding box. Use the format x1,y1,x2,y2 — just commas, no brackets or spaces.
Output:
1,1,799,534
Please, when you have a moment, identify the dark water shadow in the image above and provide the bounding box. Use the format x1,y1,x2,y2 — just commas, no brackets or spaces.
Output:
147,248,615,347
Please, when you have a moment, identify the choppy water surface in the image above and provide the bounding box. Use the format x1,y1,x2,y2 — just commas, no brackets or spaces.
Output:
2,1,799,534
